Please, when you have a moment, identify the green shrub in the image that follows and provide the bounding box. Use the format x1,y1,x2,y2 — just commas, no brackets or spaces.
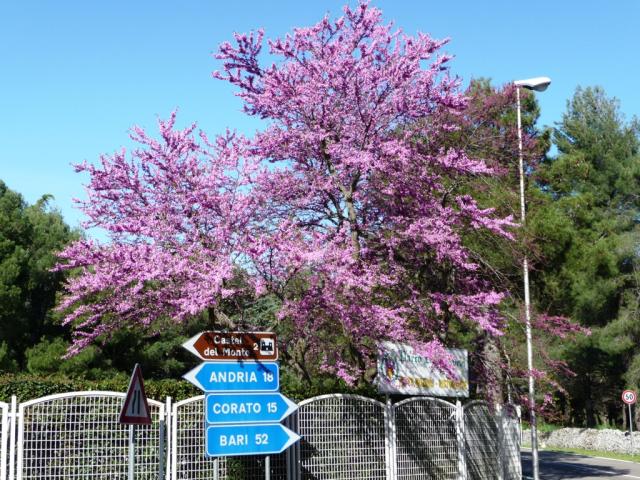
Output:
0,367,377,404
0,374,199,403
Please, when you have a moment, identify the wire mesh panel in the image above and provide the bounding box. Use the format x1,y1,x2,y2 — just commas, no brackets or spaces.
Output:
393,398,458,480
172,396,287,480
223,454,287,480
173,396,223,480
296,394,388,480
1,402,8,480
463,401,500,480
16,391,164,480
500,404,521,480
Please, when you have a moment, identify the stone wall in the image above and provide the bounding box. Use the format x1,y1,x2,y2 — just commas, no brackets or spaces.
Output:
522,428,640,454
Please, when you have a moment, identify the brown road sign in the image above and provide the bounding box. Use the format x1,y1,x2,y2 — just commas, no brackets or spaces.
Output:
182,331,278,361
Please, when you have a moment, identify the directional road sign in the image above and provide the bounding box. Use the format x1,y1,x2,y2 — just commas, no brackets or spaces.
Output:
205,392,297,424
206,423,300,457
183,331,278,361
119,364,152,425
183,361,279,392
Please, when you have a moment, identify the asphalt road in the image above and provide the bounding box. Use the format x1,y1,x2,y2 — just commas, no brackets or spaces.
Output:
522,449,640,479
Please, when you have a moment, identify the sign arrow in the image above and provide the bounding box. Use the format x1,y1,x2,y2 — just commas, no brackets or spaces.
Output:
182,331,278,361
206,423,301,457
205,393,298,424
182,361,279,392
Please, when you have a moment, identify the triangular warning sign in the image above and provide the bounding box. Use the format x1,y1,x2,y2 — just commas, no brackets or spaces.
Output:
119,363,152,425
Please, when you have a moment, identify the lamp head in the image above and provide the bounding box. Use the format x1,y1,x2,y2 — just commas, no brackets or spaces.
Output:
514,76,551,92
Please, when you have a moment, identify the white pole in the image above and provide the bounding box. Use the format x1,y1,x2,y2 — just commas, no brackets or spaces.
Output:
265,455,271,480
9,396,16,480
456,400,467,480
629,403,634,452
129,424,136,480
517,86,539,480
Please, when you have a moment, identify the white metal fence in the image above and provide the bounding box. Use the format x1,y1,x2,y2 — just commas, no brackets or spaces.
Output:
1,402,8,480
294,394,390,480
393,397,459,479
501,404,522,480
0,392,521,479
464,401,501,480
15,392,165,480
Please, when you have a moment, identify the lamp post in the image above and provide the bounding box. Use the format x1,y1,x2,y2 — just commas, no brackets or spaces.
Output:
514,76,550,480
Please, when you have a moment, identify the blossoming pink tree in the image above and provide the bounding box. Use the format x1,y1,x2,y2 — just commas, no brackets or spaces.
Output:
57,121,263,355
59,2,538,384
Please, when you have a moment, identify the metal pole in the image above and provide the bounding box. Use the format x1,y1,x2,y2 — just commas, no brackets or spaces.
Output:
517,86,539,480
629,403,634,452
384,395,396,480
265,456,271,480
9,396,16,480
456,400,467,480
129,424,135,480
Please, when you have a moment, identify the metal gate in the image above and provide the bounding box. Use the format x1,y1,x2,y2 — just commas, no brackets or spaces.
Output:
16,391,165,480
500,404,522,480
293,394,390,480
392,398,460,480
171,395,287,480
463,401,501,480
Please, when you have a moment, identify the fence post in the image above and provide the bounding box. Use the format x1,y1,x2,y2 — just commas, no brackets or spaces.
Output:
384,395,396,480
170,399,177,480
161,397,170,480
1,402,7,480
496,404,504,480
456,400,466,480
10,397,18,480
164,397,173,480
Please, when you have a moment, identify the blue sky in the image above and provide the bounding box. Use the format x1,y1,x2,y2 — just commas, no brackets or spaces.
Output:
1,1,638,233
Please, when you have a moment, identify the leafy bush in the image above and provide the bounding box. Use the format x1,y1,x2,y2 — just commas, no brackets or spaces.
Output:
0,374,200,402
0,369,377,404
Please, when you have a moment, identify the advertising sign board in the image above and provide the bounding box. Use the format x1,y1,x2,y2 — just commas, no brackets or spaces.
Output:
376,341,468,397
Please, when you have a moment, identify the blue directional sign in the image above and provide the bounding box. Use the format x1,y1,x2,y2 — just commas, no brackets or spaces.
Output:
183,361,279,392
205,393,298,424
206,423,301,457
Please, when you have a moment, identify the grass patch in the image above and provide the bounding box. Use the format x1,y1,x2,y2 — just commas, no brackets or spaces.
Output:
526,446,640,463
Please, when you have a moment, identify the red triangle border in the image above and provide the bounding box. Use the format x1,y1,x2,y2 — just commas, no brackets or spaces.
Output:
119,363,152,425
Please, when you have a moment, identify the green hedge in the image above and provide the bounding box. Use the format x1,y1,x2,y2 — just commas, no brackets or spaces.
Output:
0,370,378,403
0,374,200,403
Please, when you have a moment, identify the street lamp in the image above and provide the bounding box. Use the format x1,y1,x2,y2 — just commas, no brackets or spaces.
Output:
514,76,550,480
